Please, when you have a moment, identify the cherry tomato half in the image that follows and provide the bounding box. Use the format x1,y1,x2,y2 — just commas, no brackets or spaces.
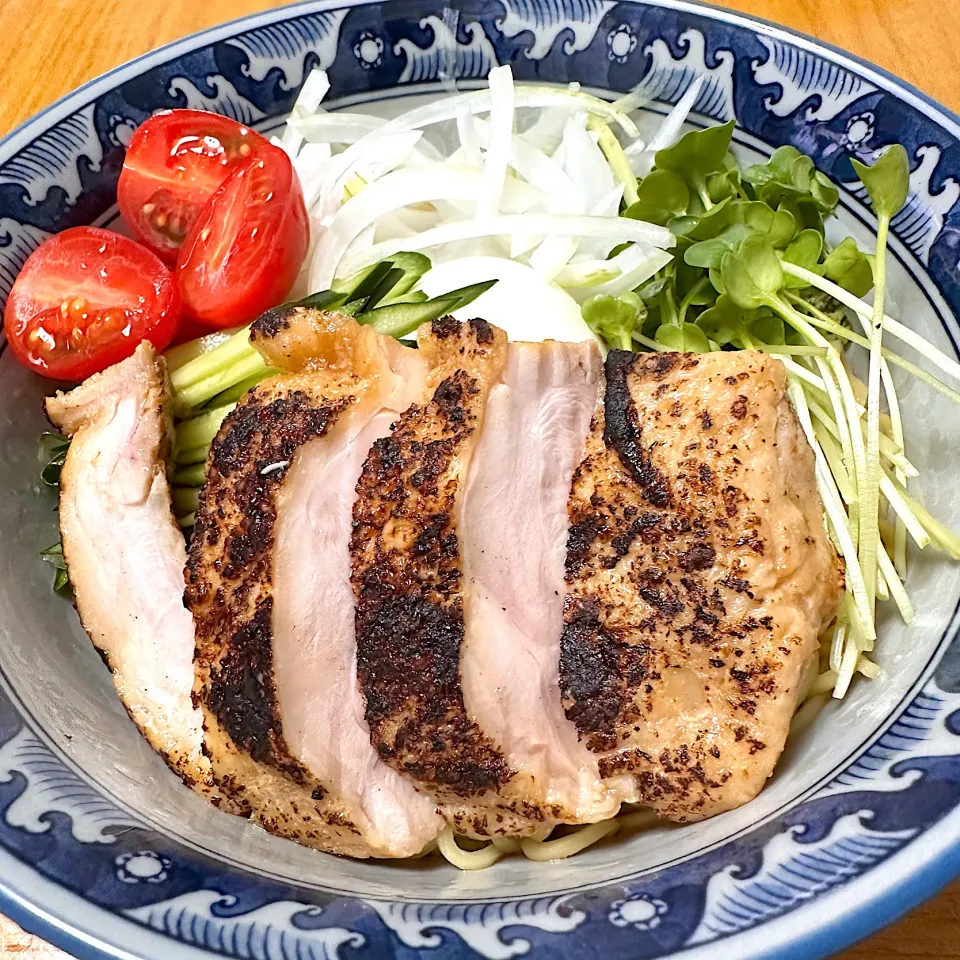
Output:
3,227,181,381
176,147,309,329
117,110,272,263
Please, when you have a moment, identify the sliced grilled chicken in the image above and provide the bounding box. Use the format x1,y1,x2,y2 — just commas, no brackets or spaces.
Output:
45,343,212,794
187,309,440,858
352,320,618,836
458,340,625,826
561,350,843,822
352,317,533,837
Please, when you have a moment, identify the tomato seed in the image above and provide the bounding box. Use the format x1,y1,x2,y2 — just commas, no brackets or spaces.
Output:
28,327,55,355
68,297,88,323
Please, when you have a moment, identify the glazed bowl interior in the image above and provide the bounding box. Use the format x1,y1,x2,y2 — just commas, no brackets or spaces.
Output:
1,87,958,905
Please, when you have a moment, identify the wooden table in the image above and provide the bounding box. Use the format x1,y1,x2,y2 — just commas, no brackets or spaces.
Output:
0,0,958,957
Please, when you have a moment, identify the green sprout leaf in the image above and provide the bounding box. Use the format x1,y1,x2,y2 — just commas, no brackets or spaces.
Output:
582,292,645,351
777,195,826,235
654,322,712,353
686,197,736,240
656,120,735,181
720,235,784,310
851,145,911,220
750,313,786,345
53,567,71,596
784,228,823,269
685,224,752,269
679,275,717,316
635,276,669,302
708,266,726,296
625,169,691,225
707,156,744,204
695,295,748,345
640,304,663,337
725,200,798,248
674,240,703,297
39,432,70,487
782,229,825,289
40,542,73,598
823,236,875,298
39,542,66,569
794,154,840,213
655,121,736,206
744,145,801,185
668,215,699,237
743,144,840,217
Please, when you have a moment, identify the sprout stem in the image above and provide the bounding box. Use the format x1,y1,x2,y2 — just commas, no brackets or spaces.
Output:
781,261,960,385
883,471,960,560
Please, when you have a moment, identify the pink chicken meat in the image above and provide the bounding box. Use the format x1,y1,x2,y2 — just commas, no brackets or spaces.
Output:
187,308,441,857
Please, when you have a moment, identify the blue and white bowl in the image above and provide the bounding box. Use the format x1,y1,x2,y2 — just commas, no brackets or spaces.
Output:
2,2,960,957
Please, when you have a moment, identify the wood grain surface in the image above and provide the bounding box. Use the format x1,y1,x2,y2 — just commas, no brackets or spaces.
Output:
0,0,958,957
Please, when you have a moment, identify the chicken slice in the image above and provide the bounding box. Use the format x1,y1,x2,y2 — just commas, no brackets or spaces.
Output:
187,310,440,857
45,343,211,793
458,340,625,827
561,350,843,821
353,317,551,838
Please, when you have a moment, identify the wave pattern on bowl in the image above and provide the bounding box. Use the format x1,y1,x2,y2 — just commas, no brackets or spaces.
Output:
1,1,960,958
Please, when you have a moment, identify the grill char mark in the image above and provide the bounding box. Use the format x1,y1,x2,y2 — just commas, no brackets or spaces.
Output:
352,360,510,799
558,597,624,752
561,356,733,801
560,350,842,821
204,598,291,773
603,351,671,507
187,384,351,794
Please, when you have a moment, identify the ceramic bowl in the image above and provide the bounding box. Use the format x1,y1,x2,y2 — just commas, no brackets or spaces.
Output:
2,2,960,957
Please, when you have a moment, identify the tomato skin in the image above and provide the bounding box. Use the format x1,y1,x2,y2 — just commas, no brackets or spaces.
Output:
176,147,309,329
170,316,214,346
118,110,271,264
3,227,181,381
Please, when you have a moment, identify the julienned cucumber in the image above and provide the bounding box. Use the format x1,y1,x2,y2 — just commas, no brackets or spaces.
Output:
364,295,462,338
363,280,498,338
332,252,431,303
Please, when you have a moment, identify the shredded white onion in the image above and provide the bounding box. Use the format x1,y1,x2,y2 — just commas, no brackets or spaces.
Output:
480,65,516,219
565,248,674,300
279,69,331,158
561,112,616,214
337,214,674,279
311,167,489,288
629,75,705,176
280,65,678,307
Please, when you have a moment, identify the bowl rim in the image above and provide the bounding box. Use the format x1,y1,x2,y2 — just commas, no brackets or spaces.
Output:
3,0,960,158
1,1,960,958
